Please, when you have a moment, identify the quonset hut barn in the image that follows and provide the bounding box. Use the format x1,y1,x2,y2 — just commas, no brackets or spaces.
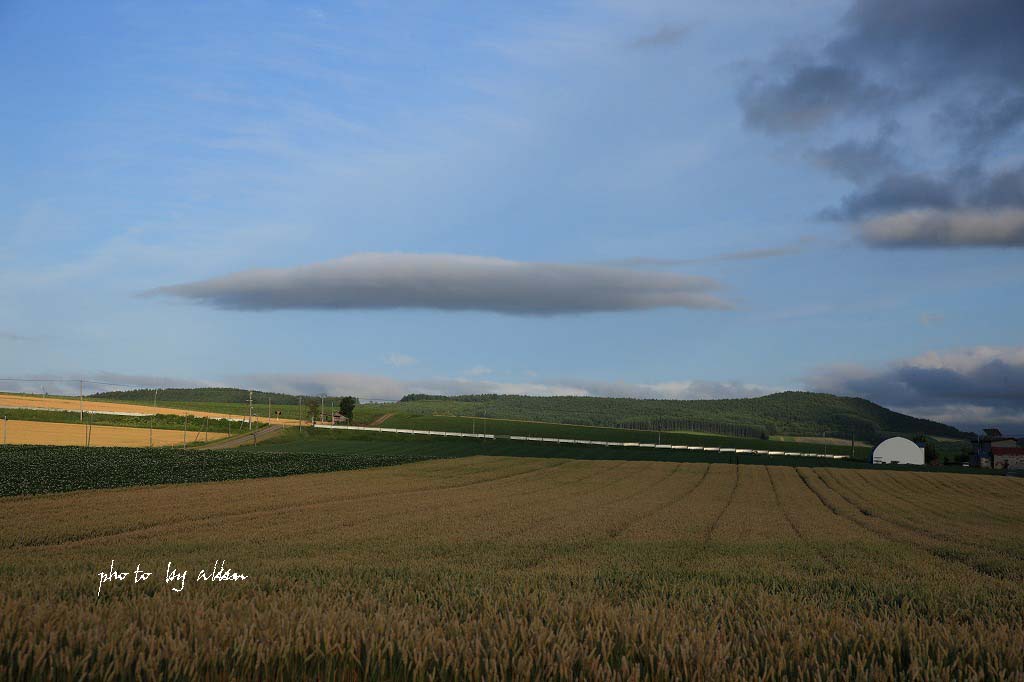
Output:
872,437,925,466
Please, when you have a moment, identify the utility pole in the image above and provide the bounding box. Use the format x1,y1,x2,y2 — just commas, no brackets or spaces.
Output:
321,395,325,424
268,397,272,421
297,396,302,431
248,390,254,430
150,389,158,448
184,414,188,449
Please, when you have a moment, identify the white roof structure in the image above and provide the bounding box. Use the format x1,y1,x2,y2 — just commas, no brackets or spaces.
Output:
872,437,925,466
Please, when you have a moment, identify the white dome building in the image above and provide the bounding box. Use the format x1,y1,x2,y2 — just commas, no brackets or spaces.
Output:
872,437,925,466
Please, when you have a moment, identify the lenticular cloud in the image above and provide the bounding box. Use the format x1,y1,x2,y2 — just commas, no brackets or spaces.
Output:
147,253,731,316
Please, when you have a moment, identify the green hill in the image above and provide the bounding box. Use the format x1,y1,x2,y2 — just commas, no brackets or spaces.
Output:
89,387,969,443
393,391,969,442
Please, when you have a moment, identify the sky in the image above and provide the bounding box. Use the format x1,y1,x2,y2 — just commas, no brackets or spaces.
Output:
1,0,1022,432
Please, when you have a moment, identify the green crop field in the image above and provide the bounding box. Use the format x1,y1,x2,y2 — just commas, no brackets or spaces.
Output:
255,427,989,475
0,428,990,498
0,443,464,497
2,453,1022,679
350,412,876,459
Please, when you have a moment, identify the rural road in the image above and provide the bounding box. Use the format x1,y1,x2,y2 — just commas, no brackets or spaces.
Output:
197,424,285,450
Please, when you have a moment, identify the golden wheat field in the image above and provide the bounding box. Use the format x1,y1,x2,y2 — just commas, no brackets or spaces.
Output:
2,456,1023,680
0,419,199,447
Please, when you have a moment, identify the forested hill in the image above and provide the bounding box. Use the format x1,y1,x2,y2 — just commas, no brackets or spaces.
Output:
396,391,969,442
90,387,303,405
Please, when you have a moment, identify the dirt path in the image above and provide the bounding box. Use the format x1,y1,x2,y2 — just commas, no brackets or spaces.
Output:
196,424,285,450
366,413,395,427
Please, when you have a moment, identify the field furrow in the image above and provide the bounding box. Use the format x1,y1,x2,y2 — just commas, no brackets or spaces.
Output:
2,455,1022,681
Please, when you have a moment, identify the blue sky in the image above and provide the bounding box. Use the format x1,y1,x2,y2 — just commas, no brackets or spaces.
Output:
2,1,1023,430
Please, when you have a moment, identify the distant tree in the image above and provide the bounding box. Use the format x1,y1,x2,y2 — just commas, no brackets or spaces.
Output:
304,398,320,423
957,444,972,464
338,396,358,421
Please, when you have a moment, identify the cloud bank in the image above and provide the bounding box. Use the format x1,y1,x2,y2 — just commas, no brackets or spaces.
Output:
835,165,1024,246
230,372,774,403
0,372,215,397
147,253,731,315
806,346,1024,431
607,238,815,267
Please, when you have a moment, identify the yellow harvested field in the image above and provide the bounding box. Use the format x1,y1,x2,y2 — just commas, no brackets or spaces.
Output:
0,392,290,424
0,419,204,447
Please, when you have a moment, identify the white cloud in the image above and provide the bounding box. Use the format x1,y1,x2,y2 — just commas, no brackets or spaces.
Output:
385,353,417,368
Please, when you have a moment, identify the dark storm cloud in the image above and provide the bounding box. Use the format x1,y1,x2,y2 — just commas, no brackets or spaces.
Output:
740,0,1024,248
147,253,732,315
806,347,1024,431
627,24,689,49
970,164,1024,207
941,94,1024,157
739,65,892,133
822,174,956,221
742,0,1024,137
827,0,1024,87
807,126,902,183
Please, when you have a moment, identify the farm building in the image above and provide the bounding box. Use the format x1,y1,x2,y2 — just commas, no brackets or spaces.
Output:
331,412,349,425
975,429,1024,470
872,437,925,466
